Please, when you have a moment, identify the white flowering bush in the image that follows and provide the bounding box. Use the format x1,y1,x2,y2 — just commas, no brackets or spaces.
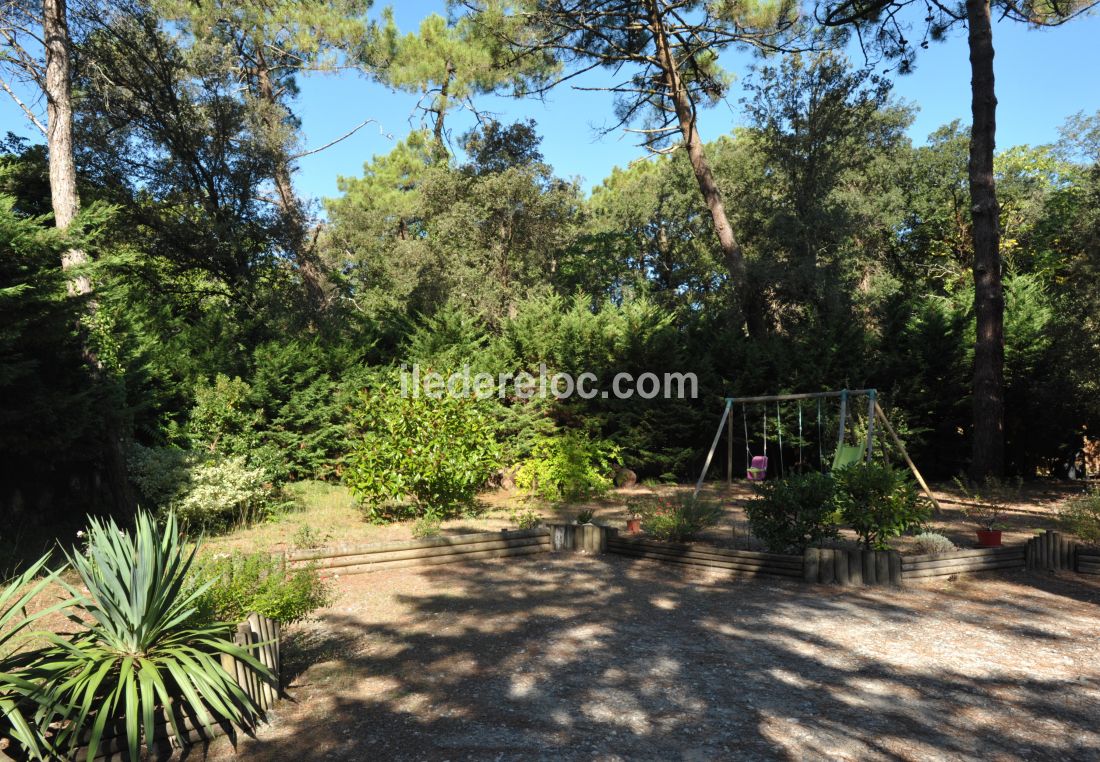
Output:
128,445,279,532
173,456,271,531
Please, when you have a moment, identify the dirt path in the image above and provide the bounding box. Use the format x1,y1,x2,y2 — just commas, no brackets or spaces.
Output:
210,555,1100,761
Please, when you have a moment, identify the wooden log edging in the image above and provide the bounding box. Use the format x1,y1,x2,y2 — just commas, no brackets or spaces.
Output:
550,523,609,553
1025,530,1078,573
286,528,552,576
606,536,802,578
1076,550,1100,576
807,548,901,586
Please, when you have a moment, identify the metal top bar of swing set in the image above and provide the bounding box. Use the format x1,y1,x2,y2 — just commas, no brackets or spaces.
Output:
725,389,877,405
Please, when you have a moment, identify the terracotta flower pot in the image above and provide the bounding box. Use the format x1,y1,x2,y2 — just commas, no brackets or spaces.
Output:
626,518,642,534
976,529,1002,548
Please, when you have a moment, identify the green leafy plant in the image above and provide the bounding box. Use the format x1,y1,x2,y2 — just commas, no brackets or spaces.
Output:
514,429,620,502
834,464,931,550
41,512,272,762
190,552,331,626
0,554,76,760
1059,487,1100,545
127,445,285,533
412,514,443,538
745,472,840,553
575,509,595,525
637,494,722,542
912,532,957,555
953,475,1020,530
292,524,330,550
509,507,542,529
344,380,501,521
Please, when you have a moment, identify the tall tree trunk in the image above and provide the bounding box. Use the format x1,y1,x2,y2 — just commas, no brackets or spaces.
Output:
966,0,1005,480
645,0,754,328
44,0,135,512
44,0,89,293
254,52,330,312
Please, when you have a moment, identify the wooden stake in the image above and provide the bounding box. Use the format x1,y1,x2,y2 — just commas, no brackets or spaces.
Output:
873,401,942,513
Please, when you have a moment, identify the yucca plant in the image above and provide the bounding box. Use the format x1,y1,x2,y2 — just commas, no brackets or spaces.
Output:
43,511,273,761
0,554,76,760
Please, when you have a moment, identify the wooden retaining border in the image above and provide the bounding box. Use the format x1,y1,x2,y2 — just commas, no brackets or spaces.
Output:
286,528,551,575
1075,549,1100,576
1025,530,1077,572
606,534,803,578
805,548,901,586
902,546,1025,580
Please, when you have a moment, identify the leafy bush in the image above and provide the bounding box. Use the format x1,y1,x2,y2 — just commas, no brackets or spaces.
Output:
412,515,443,538
172,456,273,532
344,380,501,521
514,429,620,502
1060,487,1100,545
509,507,542,529
638,494,722,542
292,524,330,550
191,551,330,626
0,554,74,760
745,472,840,553
127,443,190,508
45,512,270,761
912,532,956,555
128,444,284,533
575,509,595,524
834,464,931,550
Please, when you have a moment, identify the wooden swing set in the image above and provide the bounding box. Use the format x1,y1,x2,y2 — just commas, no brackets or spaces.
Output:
693,388,941,511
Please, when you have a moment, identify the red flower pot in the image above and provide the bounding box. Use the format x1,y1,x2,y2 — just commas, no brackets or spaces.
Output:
976,529,1002,548
626,518,642,534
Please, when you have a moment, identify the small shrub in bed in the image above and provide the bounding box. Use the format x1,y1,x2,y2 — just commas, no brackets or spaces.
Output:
412,514,443,538
745,472,839,553
191,551,331,626
639,494,721,542
912,532,956,555
834,463,931,550
1060,487,1100,545
514,430,620,502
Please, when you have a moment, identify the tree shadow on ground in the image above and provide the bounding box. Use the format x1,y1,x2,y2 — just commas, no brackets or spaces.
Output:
224,556,1100,761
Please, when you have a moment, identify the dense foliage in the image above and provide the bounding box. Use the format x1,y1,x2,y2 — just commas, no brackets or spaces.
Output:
1,1,1099,541
636,494,723,542
343,379,502,520
191,552,331,625
746,472,841,553
833,464,932,549
515,430,621,502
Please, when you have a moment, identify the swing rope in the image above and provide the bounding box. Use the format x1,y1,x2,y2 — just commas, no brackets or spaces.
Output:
797,401,803,468
742,403,751,470
817,399,823,471
776,401,785,478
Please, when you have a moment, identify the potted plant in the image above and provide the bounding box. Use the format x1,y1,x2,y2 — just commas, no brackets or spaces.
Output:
575,509,595,525
954,476,1017,548
624,500,644,533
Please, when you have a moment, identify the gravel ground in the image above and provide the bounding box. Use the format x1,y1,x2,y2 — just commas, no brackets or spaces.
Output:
210,554,1100,762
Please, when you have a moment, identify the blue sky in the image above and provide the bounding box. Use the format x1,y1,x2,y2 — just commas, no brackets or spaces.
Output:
3,5,1099,205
